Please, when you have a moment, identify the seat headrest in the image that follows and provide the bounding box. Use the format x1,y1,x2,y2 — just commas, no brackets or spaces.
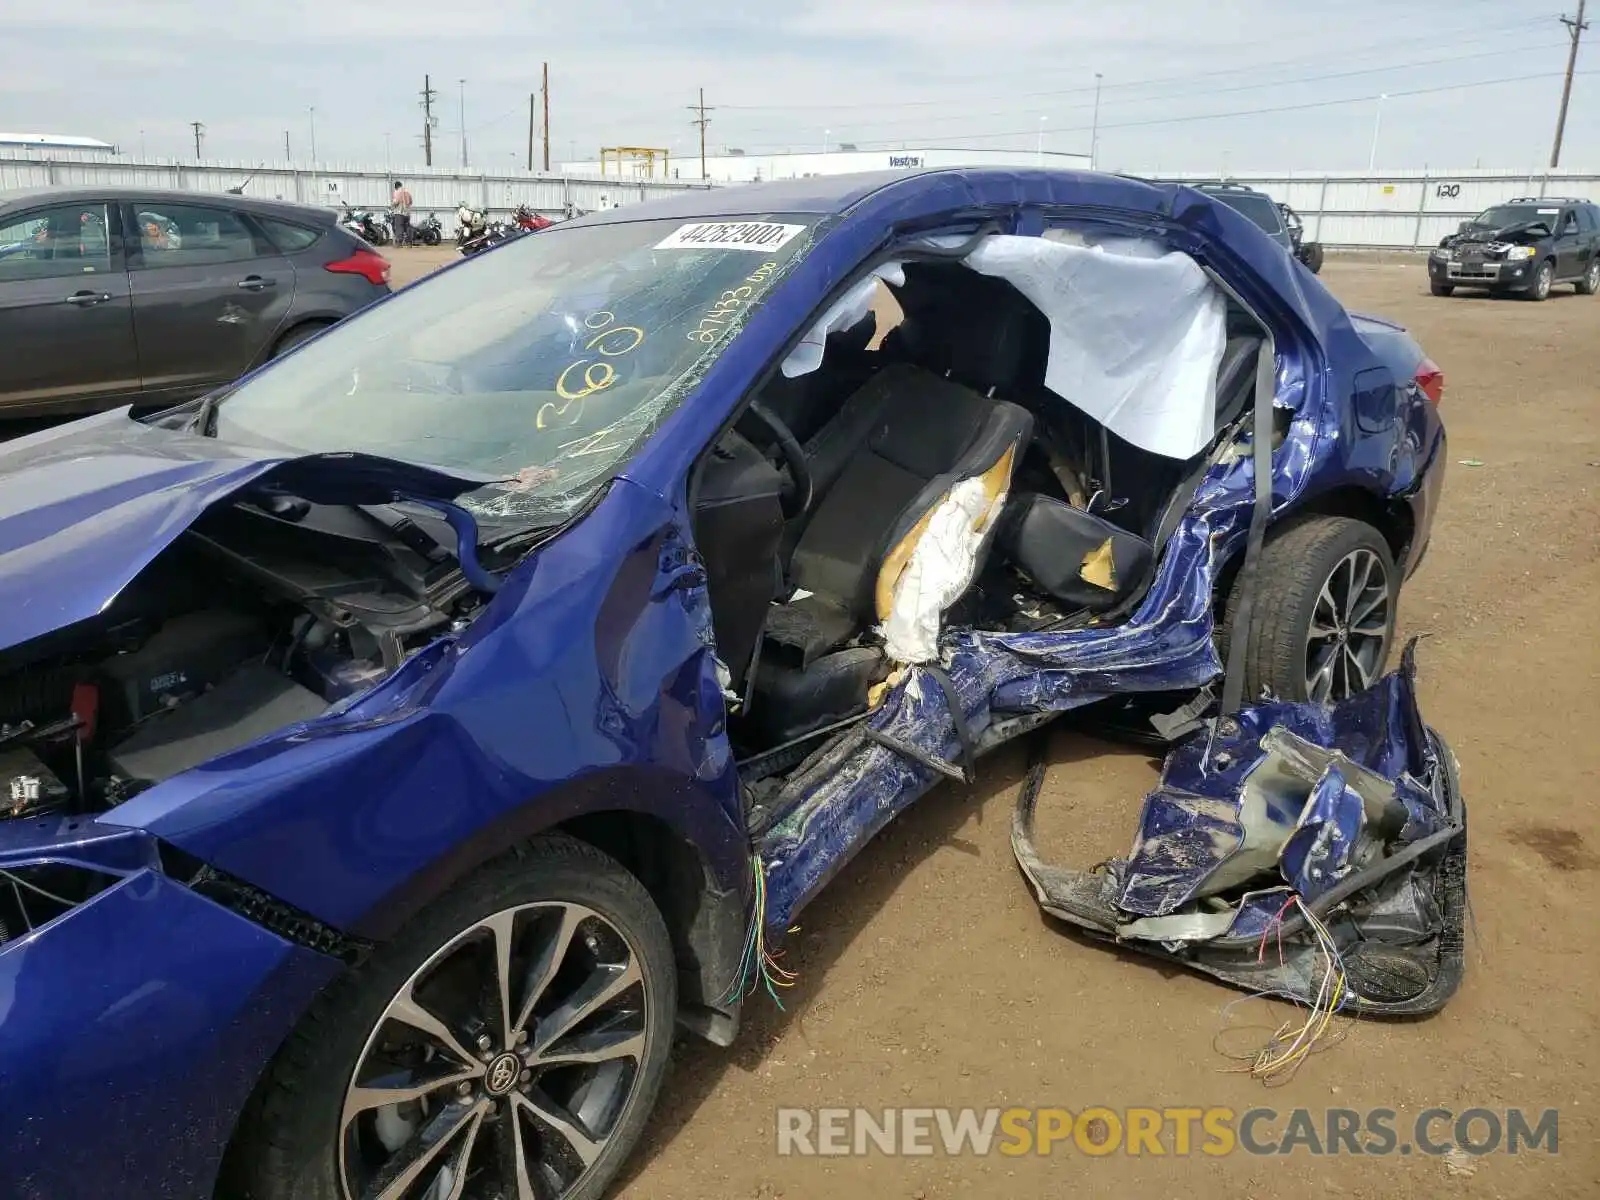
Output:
889,265,1048,396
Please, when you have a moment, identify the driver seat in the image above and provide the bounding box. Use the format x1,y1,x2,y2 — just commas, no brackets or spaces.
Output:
741,362,1032,748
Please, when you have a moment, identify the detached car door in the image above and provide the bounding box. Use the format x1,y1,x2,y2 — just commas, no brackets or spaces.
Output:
0,199,139,414
123,199,296,398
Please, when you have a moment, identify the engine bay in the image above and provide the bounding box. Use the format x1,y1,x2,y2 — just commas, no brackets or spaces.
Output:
0,488,487,821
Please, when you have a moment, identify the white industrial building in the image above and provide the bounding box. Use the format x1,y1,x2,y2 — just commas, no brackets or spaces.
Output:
0,133,118,159
560,145,1092,184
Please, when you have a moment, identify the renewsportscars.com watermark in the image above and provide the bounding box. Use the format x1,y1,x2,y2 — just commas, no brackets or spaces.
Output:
776,1107,1559,1158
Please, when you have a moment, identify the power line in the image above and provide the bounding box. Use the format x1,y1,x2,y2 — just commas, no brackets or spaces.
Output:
714,17,1557,113
721,69,1598,154
716,41,1567,140
1551,0,1590,166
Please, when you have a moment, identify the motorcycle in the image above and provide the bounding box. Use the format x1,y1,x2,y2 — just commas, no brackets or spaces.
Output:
455,204,487,249
410,213,443,247
459,218,519,258
513,205,553,232
340,205,390,247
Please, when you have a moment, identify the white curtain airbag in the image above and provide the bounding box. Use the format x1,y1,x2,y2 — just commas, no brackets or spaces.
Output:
964,235,1227,460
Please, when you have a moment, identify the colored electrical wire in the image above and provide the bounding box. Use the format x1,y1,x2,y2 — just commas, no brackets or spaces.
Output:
720,855,801,1009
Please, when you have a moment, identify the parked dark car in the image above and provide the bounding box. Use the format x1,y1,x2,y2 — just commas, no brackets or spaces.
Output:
1428,196,1600,299
1158,181,1325,273
0,170,1462,1200
0,187,391,418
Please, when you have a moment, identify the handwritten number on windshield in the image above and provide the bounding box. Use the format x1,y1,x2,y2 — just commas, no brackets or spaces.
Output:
687,262,778,344
539,312,647,430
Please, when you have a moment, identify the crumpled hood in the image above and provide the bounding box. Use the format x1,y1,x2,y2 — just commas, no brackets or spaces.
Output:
0,408,500,655
1444,218,1549,248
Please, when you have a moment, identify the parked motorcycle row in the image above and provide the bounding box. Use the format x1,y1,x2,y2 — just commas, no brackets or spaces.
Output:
338,206,445,248
454,203,559,257
341,201,580,256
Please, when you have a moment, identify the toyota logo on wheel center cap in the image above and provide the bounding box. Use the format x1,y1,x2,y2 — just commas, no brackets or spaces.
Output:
486,1052,521,1095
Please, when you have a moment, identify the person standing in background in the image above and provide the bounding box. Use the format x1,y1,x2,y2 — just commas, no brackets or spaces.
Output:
390,180,414,247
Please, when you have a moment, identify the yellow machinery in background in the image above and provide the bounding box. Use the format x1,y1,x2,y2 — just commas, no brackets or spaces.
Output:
599,147,671,179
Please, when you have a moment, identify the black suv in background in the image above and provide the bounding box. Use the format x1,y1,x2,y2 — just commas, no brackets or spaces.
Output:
1429,197,1600,300
1184,181,1324,273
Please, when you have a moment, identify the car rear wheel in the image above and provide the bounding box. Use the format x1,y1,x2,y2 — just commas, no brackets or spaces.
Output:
1225,515,1397,704
230,835,677,1200
272,320,335,359
1577,260,1600,295
1527,260,1555,301
1429,282,1454,297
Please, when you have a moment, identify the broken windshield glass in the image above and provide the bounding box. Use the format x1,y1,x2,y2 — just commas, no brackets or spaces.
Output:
213,215,820,523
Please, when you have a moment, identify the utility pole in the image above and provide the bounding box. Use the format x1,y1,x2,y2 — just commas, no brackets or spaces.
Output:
1551,0,1589,168
1090,73,1103,169
542,61,550,172
527,92,536,171
458,78,468,169
190,121,205,158
688,87,715,180
283,130,291,162
420,74,438,167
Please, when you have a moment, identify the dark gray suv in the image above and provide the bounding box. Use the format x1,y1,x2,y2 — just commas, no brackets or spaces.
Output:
0,187,391,418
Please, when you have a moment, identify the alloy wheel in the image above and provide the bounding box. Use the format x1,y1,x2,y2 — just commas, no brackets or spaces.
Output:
1586,262,1599,293
1304,547,1392,702
1533,262,1553,299
338,902,649,1200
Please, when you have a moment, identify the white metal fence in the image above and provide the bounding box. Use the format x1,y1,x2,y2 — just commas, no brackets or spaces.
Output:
3,154,1595,248
0,154,710,229
1162,169,1599,249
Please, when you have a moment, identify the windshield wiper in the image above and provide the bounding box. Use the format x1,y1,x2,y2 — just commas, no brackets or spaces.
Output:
189,388,231,436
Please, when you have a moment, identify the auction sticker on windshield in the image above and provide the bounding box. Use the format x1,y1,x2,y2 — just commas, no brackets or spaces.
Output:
655,221,807,252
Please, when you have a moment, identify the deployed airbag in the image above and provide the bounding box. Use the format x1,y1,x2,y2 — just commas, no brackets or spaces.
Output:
964,234,1227,460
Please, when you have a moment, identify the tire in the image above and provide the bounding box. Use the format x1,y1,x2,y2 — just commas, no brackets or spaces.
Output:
1429,282,1454,297
1299,242,1324,274
1223,515,1398,705
1576,259,1600,295
230,835,678,1200
1526,259,1554,300
271,321,334,359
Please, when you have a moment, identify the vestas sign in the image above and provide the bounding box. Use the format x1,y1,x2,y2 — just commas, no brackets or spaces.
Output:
888,155,924,168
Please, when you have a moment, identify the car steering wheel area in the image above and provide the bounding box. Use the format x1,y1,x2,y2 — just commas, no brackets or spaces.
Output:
744,400,814,519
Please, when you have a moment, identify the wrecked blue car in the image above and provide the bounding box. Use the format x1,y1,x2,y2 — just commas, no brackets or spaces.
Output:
0,169,1459,1200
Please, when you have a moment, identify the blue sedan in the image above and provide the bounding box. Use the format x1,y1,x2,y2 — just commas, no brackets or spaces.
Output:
0,169,1459,1200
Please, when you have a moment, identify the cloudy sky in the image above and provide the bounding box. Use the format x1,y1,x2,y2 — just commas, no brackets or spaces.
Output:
1,0,1593,173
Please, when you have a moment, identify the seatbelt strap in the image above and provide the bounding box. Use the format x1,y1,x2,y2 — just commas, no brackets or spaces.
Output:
864,664,978,785
1219,340,1277,716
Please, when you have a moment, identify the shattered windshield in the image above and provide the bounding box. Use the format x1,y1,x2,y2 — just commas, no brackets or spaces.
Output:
213,214,820,522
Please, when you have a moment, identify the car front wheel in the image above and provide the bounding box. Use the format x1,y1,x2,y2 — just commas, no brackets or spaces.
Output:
1429,281,1454,297
231,835,678,1200
1527,259,1555,300
1226,515,1398,704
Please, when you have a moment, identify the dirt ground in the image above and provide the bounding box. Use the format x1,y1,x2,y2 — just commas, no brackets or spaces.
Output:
385,247,1600,1197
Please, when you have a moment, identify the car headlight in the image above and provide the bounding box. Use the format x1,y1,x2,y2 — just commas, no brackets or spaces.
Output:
1504,246,1537,261
1430,247,1451,260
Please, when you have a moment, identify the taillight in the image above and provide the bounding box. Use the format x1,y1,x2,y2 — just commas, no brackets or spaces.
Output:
1414,357,1444,406
325,248,390,286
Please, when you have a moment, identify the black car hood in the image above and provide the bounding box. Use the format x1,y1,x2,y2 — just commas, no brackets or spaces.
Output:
1446,218,1550,247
